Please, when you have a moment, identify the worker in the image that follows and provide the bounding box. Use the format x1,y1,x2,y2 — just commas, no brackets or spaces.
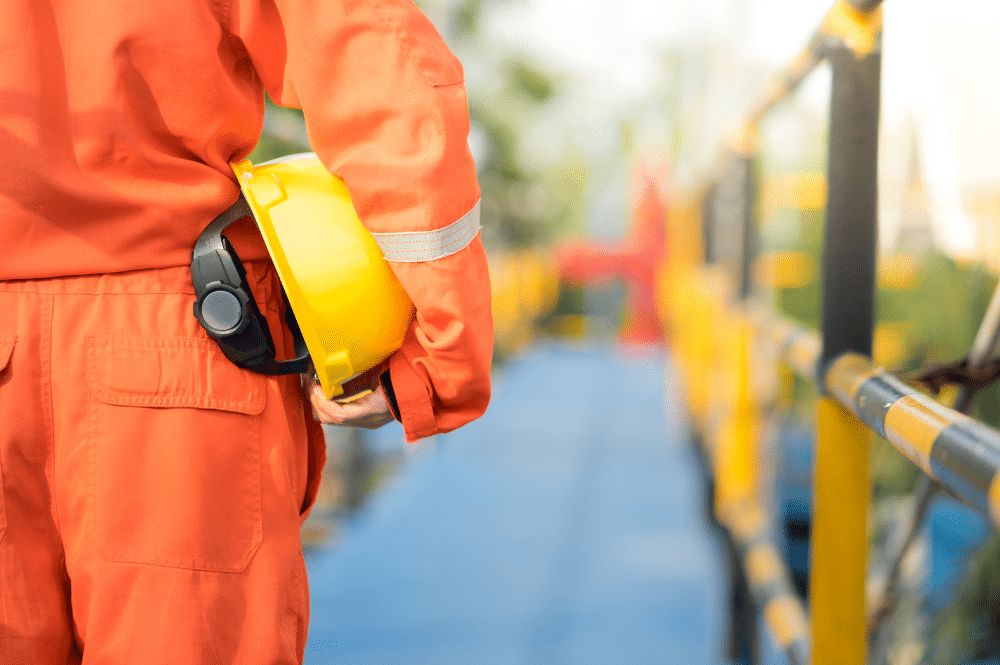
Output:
0,0,492,662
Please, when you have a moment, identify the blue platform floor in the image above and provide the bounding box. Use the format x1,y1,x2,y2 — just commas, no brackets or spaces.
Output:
303,344,729,664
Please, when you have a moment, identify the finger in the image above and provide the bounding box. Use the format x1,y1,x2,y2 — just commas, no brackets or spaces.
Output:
310,387,350,424
310,382,391,427
311,384,371,420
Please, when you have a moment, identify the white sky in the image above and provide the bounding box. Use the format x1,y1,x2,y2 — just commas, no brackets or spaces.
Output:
486,0,831,100
468,0,1000,257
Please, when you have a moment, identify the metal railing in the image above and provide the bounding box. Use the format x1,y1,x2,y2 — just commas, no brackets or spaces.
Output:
661,0,1000,663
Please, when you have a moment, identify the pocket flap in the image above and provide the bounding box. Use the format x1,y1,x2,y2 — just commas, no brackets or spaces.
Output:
0,335,15,373
86,336,265,414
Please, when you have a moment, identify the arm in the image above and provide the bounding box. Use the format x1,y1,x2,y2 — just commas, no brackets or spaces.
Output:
234,0,492,442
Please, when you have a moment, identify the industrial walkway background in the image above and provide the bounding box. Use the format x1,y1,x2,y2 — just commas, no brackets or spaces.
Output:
303,344,752,664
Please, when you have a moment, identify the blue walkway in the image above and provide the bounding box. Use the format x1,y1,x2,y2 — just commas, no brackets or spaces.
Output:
304,344,728,664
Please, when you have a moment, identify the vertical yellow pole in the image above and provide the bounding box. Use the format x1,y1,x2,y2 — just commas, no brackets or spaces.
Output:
811,397,870,665
688,276,713,426
715,314,758,515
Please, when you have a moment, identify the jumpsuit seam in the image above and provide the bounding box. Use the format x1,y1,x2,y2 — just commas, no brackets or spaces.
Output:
43,294,65,540
0,286,195,296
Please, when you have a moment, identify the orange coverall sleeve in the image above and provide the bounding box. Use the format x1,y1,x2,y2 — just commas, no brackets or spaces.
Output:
232,0,492,442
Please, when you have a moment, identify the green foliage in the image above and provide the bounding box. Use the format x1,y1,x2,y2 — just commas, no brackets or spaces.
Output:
248,99,308,164
247,132,306,165
448,0,592,250
871,436,920,498
772,209,823,326
468,55,589,248
450,0,485,38
509,58,556,103
910,256,997,370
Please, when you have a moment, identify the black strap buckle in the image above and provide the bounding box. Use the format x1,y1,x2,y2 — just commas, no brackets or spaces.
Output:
191,195,311,375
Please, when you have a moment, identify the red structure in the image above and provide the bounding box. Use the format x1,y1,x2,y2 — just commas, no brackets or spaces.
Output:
555,159,670,344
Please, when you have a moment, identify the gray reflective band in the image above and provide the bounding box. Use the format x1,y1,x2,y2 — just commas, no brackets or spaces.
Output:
371,200,482,263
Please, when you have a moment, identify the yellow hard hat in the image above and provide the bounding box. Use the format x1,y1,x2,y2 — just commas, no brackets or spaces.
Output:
191,152,413,400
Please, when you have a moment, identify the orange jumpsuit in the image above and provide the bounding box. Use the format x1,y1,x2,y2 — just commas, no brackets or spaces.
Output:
0,0,491,662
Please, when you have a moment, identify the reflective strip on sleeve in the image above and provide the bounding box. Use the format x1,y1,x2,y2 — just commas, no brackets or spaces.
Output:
370,200,482,263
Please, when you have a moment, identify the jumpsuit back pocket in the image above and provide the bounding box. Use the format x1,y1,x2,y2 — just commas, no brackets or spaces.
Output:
86,335,266,572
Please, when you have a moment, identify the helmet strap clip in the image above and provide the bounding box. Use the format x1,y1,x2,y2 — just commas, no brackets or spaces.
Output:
191,194,311,375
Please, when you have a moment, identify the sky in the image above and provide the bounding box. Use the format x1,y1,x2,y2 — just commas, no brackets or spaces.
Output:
433,0,1000,258
476,0,834,238
486,0,832,101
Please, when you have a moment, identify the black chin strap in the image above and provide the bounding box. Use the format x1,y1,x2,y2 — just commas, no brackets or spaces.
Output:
191,195,311,375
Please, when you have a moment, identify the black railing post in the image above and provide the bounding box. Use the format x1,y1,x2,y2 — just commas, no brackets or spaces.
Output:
710,150,759,300
738,153,759,301
702,183,718,265
818,44,881,373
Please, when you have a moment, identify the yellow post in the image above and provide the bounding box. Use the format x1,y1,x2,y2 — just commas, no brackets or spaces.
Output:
715,314,758,515
810,397,870,665
687,274,714,426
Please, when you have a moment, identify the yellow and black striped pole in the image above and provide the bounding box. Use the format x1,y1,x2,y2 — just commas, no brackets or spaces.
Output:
826,353,1000,526
810,2,882,664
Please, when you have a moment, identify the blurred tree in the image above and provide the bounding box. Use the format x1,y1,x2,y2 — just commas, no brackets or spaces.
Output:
248,101,308,164
446,0,592,249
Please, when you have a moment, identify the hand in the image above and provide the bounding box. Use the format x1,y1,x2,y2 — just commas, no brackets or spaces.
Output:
306,375,395,430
